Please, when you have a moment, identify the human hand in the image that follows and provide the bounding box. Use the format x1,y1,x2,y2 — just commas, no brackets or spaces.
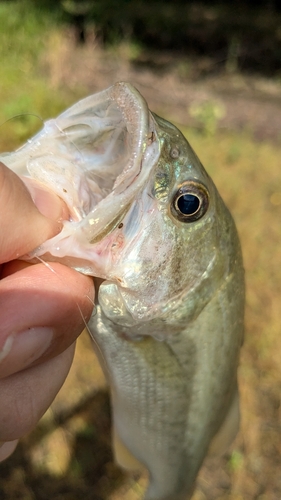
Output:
0,162,94,461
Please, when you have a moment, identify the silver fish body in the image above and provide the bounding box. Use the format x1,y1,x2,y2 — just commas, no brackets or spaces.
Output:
2,83,245,499
89,113,245,499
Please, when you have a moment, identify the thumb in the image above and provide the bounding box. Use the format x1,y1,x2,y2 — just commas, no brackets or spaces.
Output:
0,162,68,263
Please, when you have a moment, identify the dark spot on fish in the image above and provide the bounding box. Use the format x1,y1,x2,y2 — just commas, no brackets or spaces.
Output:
63,188,67,193
155,170,167,179
118,223,123,229
147,131,155,145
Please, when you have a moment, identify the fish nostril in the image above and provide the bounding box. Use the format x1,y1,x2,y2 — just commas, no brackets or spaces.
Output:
170,147,180,159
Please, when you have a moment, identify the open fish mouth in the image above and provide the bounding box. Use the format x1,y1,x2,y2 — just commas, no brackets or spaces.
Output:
0,82,160,275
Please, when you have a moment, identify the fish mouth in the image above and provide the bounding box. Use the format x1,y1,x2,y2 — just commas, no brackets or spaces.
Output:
0,83,160,272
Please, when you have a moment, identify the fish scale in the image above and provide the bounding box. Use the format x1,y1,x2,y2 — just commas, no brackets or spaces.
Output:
90,252,243,500
91,309,192,499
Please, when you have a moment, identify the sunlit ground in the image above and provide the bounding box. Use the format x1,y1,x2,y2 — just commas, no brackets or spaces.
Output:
0,3,281,499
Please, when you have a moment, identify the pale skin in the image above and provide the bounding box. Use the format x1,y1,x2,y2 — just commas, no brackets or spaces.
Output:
0,161,95,461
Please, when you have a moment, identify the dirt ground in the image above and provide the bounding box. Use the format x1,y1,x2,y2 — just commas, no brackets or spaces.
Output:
44,30,281,143
1,30,281,500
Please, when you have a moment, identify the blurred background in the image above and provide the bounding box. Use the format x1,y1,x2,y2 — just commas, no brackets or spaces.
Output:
0,0,281,498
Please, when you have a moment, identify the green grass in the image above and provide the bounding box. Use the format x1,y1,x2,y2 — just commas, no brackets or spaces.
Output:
0,1,73,149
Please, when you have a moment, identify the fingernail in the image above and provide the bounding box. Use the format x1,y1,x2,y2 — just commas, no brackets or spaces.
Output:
0,327,54,378
0,440,18,461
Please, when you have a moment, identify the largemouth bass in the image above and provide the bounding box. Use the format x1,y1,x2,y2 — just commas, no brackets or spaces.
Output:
2,83,244,499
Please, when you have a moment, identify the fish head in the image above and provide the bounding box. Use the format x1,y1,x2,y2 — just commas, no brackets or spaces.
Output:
97,113,230,336
1,83,233,338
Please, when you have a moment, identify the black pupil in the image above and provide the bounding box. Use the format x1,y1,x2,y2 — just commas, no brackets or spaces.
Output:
177,194,200,215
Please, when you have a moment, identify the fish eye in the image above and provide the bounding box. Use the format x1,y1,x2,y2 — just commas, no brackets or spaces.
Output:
171,181,209,222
